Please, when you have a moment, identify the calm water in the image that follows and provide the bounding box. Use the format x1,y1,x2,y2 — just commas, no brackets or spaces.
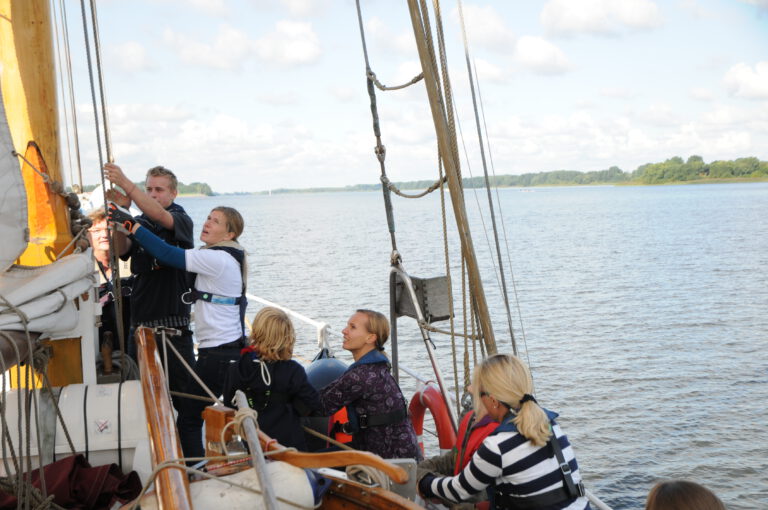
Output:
178,182,768,509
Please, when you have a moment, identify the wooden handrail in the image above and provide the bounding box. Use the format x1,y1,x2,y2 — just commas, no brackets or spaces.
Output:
257,429,409,484
136,327,192,510
202,404,409,484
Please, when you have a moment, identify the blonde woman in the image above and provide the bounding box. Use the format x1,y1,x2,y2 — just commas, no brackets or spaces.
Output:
317,310,420,461
109,204,247,460
419,354,589,509
222,307,319,450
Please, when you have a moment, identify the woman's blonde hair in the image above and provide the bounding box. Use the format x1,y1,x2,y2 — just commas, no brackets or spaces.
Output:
249,307,295,361
645,480,725,510
356,309,389,351
471,354,550,446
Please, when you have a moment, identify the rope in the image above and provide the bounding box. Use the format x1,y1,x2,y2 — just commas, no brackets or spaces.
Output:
456,0,517,352
346,464,390,490
122,457,314,510
473,61,531,365
10,151,68,198
160,332,223,405
87,0,113,163
78,0,128,367
354,0,399,253
419,322,479,340
436,158,461,413
0,477,62,510
302,426,354,452
366,69,423,91
381,174,446,199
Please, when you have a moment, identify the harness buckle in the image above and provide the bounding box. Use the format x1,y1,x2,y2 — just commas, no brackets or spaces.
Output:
358,414,369,429
559,462,572,476
181,290,194,305
576,481,586,498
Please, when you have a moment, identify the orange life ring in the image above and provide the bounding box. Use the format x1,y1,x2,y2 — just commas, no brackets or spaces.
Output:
409,384,457,455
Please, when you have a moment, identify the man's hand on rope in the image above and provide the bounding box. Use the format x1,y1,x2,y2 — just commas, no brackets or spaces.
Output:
107,201,138,234
105,187,131,209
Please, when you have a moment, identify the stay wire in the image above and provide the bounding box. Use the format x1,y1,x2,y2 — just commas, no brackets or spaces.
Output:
354,0,397,252
456,0,517,354
473,61,531,367
79,0,127,374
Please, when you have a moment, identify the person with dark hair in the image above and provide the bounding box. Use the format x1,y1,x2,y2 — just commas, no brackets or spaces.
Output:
645,480,725,510
316,310,420,461
222,307,319,450
108,203,247,462
418,354,589,510
103,162,195,410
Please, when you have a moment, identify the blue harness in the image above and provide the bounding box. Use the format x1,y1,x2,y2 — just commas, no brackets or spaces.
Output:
183,246,247,335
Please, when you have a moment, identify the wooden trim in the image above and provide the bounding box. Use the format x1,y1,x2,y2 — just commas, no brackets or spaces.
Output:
136,327,192,510
257,428,409,484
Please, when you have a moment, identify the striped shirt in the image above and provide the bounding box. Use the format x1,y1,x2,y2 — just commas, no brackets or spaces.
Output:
424,422,589,509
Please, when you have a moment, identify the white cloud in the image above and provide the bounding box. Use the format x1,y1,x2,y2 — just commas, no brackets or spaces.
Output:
163,21,321,69
723,62,768,99
600,87,635,99
541,0,663,36
329,86,358,103
253,20,322,66
110,41,154,72
163,25,254,69
514,36,571,74
257,90,300,106
279,0,329,17
738,0,768,8
174,0,229,16
366,17,416,56
456,4,516,51
472,58,505,84
690,87,714,101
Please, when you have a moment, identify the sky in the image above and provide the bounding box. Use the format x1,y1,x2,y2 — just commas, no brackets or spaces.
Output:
59,0,768,193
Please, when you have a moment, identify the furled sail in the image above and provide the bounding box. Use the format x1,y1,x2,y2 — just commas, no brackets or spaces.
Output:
0,86,29,273
0,252,94,334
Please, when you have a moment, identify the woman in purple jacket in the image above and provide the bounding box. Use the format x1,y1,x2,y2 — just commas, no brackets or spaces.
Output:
318,309,421,461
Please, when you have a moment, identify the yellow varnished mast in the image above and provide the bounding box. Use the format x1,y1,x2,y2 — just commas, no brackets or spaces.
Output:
0,0,73,266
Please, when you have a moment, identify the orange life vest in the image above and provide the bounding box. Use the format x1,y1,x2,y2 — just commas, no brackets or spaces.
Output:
453,410,500,475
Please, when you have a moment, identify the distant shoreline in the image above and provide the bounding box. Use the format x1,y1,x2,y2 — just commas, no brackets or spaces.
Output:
217,176,768,196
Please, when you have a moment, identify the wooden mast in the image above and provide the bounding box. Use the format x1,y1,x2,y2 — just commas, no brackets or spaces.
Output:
0,0,73,266
404,0,497,355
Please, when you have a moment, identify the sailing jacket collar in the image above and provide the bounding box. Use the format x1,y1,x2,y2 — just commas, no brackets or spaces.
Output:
348,349,389,370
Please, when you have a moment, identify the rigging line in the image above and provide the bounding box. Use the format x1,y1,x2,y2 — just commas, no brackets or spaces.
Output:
50,0,75,188
456,0,516,354
449,97,505,313
59,0,84,189
59,0,83,192
88,0,113,163
429,0,462,179
473,60,531,367
354,0,397,252
79,0,127,367
437,159,461,413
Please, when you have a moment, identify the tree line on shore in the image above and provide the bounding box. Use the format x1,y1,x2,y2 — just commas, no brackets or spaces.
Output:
267,155,767,194
79,155,766,196
80,181,214,195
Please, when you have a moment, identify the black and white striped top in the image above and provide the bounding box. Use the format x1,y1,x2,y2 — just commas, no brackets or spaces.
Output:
423,420,589,509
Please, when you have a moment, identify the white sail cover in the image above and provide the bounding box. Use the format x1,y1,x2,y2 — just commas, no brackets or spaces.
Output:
0,85,29,273
0,252,94,333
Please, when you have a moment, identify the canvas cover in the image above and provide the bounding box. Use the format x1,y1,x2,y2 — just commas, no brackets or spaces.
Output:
0,86,29,273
